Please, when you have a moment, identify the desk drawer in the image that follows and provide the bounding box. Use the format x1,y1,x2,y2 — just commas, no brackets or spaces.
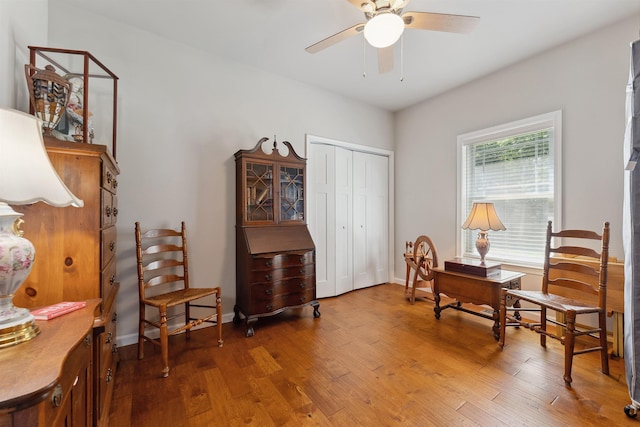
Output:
250,251,314,271
249,288,316,314
250,278,315,301
101,226,117,267
249,264,314,284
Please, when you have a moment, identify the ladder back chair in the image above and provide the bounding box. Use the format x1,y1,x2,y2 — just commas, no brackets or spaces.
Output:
135,221,223,378
498,220,610,385
404,235,439,304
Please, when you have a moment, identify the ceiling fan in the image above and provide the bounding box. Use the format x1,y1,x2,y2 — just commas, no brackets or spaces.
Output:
305,0,480,74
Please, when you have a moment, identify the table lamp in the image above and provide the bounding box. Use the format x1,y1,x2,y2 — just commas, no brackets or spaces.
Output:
462,202,506,263
0,108,83,348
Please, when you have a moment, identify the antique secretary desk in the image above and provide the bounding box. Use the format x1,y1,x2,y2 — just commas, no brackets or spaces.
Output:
234,137,320,337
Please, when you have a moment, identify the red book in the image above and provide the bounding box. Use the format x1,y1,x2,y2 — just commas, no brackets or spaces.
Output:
30,301,87,320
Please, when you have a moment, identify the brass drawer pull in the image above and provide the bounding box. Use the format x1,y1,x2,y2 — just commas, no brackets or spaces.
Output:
110,274,116,286
265,273,272,281
106,332,113,344
105,206,112,217
51,384,63,407
265,288,272,295
110,241,116,252
299,282,306,288
106,368,113,384
266,304,273,311
265,260,272,267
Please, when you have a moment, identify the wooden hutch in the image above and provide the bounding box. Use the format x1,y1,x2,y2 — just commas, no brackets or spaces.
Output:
11,46,120,427
234,137,320,337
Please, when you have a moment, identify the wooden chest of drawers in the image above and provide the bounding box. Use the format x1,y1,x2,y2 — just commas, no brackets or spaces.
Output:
248,250,316,312
14,138,119,427
235,226,320,337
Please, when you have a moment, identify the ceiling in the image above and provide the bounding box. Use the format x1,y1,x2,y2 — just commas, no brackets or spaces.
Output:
58,0,640,112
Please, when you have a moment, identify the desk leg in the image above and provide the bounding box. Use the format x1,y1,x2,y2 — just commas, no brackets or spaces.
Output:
492,309,500,341
434,293,441,319
613,311,624,358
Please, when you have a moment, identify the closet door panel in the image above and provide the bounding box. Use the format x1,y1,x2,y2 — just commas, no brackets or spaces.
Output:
353,152,372,289
308,144,335,298
369,153,390,284
353,151,389,289
335,147,353,295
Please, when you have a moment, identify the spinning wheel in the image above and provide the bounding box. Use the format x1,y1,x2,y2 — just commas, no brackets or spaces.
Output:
404,235,439,304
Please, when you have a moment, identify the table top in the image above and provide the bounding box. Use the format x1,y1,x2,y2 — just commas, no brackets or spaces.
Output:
433,267,525,283
0,299,99,409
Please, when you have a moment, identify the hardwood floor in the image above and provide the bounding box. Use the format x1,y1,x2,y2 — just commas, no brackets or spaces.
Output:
109,284,634,426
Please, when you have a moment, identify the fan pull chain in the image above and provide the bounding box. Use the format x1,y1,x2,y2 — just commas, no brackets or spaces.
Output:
362,35,366,78
400,34,404,82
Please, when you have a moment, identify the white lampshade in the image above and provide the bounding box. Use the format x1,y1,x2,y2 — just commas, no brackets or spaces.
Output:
0,107,83,347
462,202,506,231
364,13,405,48
0,108,83,207
462,202,505,263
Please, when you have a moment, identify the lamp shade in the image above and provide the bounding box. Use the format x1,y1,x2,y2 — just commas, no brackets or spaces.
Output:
462,202,506,231
0,108,83,207
364,13,405,48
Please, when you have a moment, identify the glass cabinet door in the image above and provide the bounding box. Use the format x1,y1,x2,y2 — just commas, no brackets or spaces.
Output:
280,164,304,221
245,161,273,222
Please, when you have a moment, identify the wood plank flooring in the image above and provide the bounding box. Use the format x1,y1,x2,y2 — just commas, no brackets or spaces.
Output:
108,284,634,426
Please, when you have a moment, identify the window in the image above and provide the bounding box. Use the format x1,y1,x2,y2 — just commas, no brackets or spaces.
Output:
457,111,562,266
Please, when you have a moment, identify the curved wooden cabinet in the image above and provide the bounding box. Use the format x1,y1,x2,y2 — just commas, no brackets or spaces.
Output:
0,300,99,427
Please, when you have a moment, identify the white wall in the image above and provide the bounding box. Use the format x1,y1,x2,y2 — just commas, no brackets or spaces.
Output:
40,5,394,346
395,15,638,287
0,0,48,109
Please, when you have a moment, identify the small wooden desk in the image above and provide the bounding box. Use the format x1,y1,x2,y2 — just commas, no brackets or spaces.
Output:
432,268,524,340
0,300,99,426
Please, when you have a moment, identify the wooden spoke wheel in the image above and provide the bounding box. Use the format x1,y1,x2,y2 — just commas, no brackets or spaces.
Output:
406,235,439,304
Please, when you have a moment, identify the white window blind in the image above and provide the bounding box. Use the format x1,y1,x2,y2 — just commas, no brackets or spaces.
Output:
457,111,562,266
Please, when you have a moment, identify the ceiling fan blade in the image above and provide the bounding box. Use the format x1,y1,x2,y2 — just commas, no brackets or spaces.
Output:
305,23,365,54
346,0,372,11
403,11,479,33
391,0,410,10
378,46,394,74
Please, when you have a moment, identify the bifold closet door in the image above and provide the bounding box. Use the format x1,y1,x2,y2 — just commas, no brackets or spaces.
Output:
335,146,354,295
352,151,389,289
308,143,389,297
308,143,336,298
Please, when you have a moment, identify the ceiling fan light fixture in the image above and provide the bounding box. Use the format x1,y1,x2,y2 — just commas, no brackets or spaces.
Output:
364,12,404,48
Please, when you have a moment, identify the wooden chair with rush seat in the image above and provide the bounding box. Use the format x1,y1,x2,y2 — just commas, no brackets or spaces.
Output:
135,221,223,378
498,220,610,385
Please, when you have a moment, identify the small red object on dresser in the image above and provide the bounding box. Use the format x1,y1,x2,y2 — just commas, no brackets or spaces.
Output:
30,301,87,320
